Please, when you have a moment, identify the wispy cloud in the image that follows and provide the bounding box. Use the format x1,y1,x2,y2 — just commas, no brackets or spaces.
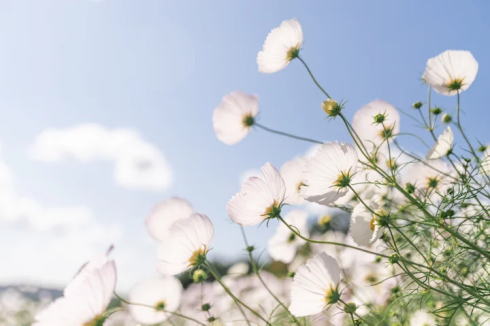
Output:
29,124,172,191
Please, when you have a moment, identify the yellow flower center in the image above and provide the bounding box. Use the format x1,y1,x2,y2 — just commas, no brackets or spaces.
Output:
369,215,377,232
296,181,306,192
262,200,281,219
324,286,340,304
83,315,104,326
188,246,208,266
318,215,332,226
334,170,351,188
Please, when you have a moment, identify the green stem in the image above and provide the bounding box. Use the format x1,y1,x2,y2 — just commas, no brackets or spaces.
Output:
205,261,272,325
297,56,332,99
114,292,207,326
239,227,301,326
255,122,323,144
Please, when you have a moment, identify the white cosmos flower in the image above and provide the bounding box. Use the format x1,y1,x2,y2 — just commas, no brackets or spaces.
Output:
145,197,194,241
212,91,259,145
257,18,303,73
157,213,214,275
352,100,400,150
427,126,454,159
33,251,117,326
350,203,383,247
301,142,358,206
128,277,183,324
409,309,436,326
227,162,286,226
401,160,452,198
422,50,478,95
268,210,308,263
280,156,307,205
289,252,341,317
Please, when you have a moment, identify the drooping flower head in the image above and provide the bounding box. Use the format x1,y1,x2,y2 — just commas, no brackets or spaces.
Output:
427,126,454,160
268,210,309,264
158,213,214,275
257,19,303,73
227,162,286,226
128,277,183,325
213,91,259,145
289,252,341,317
350,203,385,247
301,142,358,206
280,156,307,205
423,50,478,95
352,100,400,150
33,250,117,326
145,197,194,241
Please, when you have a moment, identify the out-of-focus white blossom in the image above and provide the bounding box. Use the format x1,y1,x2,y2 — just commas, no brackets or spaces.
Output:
128,277,182,324
280,156,307,205
427,126,454,159
352,100,400,150
349,203,383,247
268,210,309,263
145,197,194,241
33,251,116,326
289,252,341,317
409,309,436,326
212,91,259,145
157,213,214,275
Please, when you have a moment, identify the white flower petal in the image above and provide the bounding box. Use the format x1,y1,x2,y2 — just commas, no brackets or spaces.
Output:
280,156,307,205
427,126,454,159
268,210,308,263
349,203,379,246
145,197,194,241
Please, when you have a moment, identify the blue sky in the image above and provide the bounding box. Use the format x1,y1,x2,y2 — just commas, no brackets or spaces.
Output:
0,0,488,290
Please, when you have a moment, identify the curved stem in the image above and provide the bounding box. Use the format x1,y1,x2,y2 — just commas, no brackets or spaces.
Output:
114,292,207,326
239,226,301,326
255,122,323,144
297,56,332,99
205,261,272,325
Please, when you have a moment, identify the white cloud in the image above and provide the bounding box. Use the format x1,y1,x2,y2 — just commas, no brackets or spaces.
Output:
0,145,125,287
29,124,172,191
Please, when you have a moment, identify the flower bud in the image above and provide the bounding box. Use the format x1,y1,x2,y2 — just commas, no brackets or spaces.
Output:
430,107,442,115
192,269,208,283
322,99,342,117
412,101,423,109
441,113,452,124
